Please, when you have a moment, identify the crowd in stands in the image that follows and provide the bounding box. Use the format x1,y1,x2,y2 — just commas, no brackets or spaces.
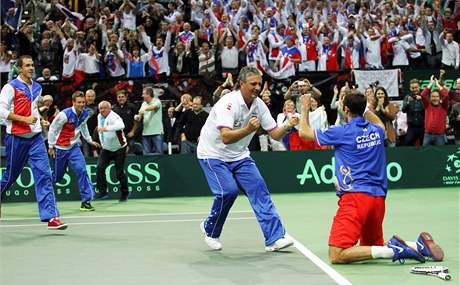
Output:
1,0,459,82
1,0,460,154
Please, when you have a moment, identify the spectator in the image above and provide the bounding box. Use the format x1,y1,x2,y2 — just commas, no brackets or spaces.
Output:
79,43,101,79
317,34,341,71
174,93,193,115
122,44,151,78
285,78,322,114
421,76,449,146
36,67,58,82
372,87,399,147
212,74,234,102
35,38,58,77
112,90,139,154
104,43,126,78
402,79,425,146
359,25,386,69
163,106,180,153
303,93,329,150
82,89,99,157
194,29,218,79
297,23,318,72
135,86,164,155
61,37,79,80
439,30,459,70
422,17,443,68
339,31,361,70
147,25,172,77
0,43,12,83
170,40,192,75
267,24,286,70
218,28,239,78
449,101,460,145
178,96,209,154
330,84,348,126
118,0,139,31
273,36,302,78
394,109,408,147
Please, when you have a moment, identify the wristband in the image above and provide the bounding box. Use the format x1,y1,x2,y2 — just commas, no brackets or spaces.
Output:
219,85,224,90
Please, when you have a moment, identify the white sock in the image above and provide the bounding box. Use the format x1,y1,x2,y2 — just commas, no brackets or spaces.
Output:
406,241,418,250
371,246,394,259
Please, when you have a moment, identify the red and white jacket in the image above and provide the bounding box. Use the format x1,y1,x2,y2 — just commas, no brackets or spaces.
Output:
48,106,93,150
0,77,42,137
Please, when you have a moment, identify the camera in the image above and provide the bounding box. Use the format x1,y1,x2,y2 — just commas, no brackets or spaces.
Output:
369,80,379,88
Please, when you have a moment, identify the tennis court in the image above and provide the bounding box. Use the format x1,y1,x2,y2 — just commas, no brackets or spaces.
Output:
0,188,458,285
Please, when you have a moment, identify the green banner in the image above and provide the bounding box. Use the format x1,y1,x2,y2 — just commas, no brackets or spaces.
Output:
1,146,459,202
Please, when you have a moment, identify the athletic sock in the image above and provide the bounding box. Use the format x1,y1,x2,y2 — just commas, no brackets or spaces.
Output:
406,241,417,250
371,245,394,259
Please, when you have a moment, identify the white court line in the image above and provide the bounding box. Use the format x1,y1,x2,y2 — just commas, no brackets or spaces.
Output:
0,216,254,228
286,233,352,285
1,213,351,285
0,210,254,221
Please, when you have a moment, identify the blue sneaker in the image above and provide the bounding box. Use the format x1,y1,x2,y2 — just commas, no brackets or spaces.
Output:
416,232,444,261
387,235,425,264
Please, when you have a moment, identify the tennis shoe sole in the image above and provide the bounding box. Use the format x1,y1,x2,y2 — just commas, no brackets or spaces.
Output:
418,232,444,262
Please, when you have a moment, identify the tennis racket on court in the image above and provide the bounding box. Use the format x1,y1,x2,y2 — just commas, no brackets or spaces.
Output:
410,266,451,280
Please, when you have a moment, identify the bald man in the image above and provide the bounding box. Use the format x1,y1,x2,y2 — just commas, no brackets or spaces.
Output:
94,101,130,202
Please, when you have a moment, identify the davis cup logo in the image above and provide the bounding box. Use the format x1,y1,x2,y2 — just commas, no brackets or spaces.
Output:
443,148,460,185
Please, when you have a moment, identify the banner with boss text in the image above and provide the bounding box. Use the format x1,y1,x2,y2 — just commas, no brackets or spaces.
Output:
1,146,459,202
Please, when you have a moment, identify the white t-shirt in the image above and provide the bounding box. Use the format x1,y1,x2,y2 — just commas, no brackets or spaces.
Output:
197,90,277,162
121,11,136,31
62,46,78,78
221,45,239,69
392,41,410,66
80,53,100,74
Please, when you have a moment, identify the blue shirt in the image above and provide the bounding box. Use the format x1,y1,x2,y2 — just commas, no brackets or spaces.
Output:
314,117,387,197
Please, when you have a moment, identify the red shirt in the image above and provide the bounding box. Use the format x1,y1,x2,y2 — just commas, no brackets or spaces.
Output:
421,87,449,134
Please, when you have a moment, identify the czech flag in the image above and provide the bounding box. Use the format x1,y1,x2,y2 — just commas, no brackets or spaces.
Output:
55,3,84,29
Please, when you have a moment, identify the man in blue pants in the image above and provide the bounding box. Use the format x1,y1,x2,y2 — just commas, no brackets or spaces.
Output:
0,55,67,229
48,91,101,211
197,66,299,251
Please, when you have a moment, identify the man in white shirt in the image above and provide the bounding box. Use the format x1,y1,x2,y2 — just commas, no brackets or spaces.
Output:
94,101,130,202
439,30,460,70
197,66,299,251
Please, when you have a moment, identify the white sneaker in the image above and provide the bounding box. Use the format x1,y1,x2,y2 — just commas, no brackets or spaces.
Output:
265,236,294,252
200,222,222,250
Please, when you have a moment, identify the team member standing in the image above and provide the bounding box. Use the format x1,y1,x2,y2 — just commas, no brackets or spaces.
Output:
94,101,130,202
298,91,444,264
197,66,299,251
48,91,101,211
0,55,67,229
